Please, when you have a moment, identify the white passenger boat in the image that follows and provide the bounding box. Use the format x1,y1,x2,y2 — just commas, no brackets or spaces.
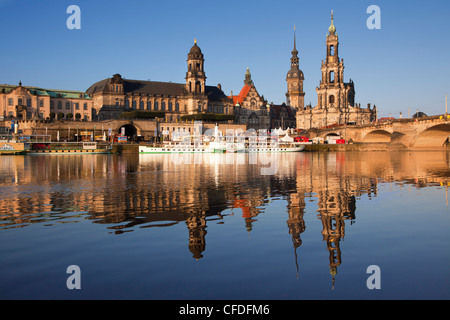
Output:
139,141,217,154
139,140,305,153
139,125,305,154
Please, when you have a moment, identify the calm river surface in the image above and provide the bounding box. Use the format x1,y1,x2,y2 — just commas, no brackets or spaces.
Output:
0,151,449,300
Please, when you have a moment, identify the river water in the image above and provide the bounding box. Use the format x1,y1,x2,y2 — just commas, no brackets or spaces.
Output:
0,151,449,300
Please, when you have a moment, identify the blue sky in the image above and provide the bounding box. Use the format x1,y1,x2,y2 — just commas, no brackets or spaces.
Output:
0,0,449,117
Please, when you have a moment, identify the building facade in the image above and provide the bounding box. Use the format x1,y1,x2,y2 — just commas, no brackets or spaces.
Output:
0,82,93,121
295,12,376,130
86,40,234,121
270,103,297,130
229,68,271,131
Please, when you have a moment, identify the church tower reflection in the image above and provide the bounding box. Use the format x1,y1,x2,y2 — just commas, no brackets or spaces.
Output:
286,192,306,278
186,212,207,260
317,190,356,289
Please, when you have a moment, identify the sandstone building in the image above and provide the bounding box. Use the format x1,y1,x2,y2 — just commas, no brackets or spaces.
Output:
86,40,234,121
0,82,93,121
229,68,271,131
294,12,376,130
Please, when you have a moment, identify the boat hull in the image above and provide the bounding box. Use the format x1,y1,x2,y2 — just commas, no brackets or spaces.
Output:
139,144,305,154
27,149,111,154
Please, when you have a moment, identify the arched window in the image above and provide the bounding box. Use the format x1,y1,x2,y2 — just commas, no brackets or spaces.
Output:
329,95,335,104
140,100,144,110
329,71,335,83
147,100,152,110
161,101,166,111
168,102,172,111
330,45,335,56
175,103,179,112
132,100,136,109
154,101,159,111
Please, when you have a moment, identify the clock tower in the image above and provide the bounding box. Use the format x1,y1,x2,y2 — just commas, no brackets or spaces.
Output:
286,26,305,113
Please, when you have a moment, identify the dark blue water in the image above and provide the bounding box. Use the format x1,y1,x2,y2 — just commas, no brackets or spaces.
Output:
0,152,449,300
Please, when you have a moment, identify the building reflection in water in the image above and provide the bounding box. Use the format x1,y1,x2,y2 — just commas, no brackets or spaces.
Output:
0,151,449,283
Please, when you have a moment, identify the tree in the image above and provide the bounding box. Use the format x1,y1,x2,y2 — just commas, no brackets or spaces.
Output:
75,113,81,120
67,113,73,120
49,112,56,120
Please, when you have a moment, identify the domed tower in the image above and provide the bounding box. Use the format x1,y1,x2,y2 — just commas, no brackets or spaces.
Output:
286,26,305,111
186,39,206,96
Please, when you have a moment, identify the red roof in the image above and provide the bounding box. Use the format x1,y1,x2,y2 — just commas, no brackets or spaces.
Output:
228,84,252,105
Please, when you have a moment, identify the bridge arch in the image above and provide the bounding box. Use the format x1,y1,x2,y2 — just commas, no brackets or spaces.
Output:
362,130,392,143
119,124,137,138
325,132,340,138
113,121,143,139
413,124,450,149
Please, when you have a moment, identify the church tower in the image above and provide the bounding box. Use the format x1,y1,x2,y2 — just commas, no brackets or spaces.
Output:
286,26,305,112
186,39,206,95
316,11,353,110
186,39,207,113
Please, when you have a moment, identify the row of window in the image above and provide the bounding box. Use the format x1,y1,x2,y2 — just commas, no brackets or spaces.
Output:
7,98,89,110
122,100,181,112
8,98,35,107
50,101,89,110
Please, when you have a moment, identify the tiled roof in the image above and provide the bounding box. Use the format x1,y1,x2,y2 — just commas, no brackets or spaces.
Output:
228,84,252,105
0,84,91,99
86,77,231,102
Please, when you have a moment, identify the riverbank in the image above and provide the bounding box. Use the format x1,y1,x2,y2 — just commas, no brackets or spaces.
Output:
303,143,409,152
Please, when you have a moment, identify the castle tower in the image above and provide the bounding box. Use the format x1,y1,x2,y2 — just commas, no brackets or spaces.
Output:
286,26,305,113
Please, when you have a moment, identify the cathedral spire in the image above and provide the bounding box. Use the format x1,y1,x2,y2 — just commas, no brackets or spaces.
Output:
293,25,297,52
290,26,299,67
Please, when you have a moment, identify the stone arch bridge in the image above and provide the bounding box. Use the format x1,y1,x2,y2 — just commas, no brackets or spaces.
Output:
308,116,450,149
